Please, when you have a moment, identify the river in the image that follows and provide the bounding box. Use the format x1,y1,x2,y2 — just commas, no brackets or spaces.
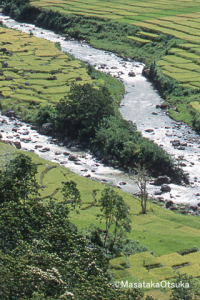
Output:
0,14,200,205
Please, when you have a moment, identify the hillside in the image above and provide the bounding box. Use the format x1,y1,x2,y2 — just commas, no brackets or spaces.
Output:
1,142,200,298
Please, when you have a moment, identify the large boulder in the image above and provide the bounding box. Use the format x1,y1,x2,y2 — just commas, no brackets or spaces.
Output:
161,184,171,192
154,176,171,186
13,141,21,149
142,68,150,77
39,123,52,134
128,71,136,77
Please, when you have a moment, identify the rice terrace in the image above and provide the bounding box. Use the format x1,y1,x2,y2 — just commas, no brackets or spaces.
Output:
1,0,200,299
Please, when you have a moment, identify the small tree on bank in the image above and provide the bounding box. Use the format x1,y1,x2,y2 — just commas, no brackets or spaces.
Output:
129,165,149,214
98,187,131,251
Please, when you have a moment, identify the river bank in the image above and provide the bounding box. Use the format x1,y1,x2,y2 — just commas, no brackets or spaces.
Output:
0,14,200,206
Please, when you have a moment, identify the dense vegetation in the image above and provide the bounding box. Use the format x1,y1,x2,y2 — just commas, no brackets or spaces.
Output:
39,82,184,181
1,150,200,299
0,153,146,299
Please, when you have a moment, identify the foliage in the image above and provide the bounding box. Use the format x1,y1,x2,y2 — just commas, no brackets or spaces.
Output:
0,194,144,299
0,154,40,204
98,187,131,251
36,105,55,128
130,165,149,214
170,273,200,300
62,180,81,209
3,0,30,19
55,83,116,139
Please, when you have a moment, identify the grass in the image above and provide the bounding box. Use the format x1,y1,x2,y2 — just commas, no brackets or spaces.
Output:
126,36,151,44
190,101,200,112
1,141,200,255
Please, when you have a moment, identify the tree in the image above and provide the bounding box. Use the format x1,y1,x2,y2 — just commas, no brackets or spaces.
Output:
0,199,143,299
62,180,81,209
0,154,40,204
170,273,200,300
130,165,148,214
55,83,115,139
98,187,131,251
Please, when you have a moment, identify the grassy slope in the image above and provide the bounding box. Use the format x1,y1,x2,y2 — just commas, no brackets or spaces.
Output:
27,0,200,128
1,141,200,297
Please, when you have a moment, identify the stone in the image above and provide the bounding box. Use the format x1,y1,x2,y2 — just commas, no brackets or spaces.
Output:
178,146,185,150
39,123,51,134
4,109,15,117
55,151,62,155
142,68,150,77
13,141,21,149
84,174,91,178
63,152,70,156
22,130,29,135
35,145,43,149
181,210,188,215
128,71,136,77
2,61,8,68
160,103,168,109
68,155,78,161
161,184,171,192
151,200,158,204
170,206,179,211
154,190,162,195
31,125,37,130
157,197,165,203
189,205,198,212
172,141,180,147
42,147,50,152
119,181,127,186
154,176,171,186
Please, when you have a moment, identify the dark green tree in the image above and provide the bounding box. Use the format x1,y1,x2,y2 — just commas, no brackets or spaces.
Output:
55,83,116,139
62,180,81,209
170,273,200,300
0,199,143,299
0,154,40,204
3,0,30,19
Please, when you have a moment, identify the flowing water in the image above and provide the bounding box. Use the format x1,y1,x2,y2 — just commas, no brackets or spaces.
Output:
0,14,200,204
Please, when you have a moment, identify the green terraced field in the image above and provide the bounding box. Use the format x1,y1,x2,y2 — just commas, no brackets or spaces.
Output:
0,27,107,119
109,250,200,294
190,101,200,112
29,0,200,94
